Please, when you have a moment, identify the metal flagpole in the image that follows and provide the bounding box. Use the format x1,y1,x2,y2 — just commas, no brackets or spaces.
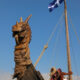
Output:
64,0,72,80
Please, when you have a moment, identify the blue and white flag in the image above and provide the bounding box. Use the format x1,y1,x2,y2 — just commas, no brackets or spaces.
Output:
48,0,64,12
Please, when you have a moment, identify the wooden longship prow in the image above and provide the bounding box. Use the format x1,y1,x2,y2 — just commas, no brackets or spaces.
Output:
12,15,44,80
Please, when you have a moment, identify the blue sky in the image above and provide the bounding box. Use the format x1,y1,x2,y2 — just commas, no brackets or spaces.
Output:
0,0,80,77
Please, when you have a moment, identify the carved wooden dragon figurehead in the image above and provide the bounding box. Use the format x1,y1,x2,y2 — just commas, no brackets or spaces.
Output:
12,15,32,80
12,15,32,45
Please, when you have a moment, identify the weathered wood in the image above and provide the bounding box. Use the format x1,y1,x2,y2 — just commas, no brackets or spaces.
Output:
64,0,72,80
22,64,44,80
12,15,44,80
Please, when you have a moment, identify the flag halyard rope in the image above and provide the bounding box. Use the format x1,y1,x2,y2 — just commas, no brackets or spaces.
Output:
68,12,80,79
48,18,64,70
34,12,65,67
68,12,80,44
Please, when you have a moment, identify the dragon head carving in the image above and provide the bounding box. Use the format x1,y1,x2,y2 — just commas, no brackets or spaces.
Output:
12,15,32,80
12,15,32,45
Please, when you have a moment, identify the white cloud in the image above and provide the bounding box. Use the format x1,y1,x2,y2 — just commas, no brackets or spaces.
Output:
0,72,11,80
0,71,16,80
0,71,80,80
42,73,50,80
